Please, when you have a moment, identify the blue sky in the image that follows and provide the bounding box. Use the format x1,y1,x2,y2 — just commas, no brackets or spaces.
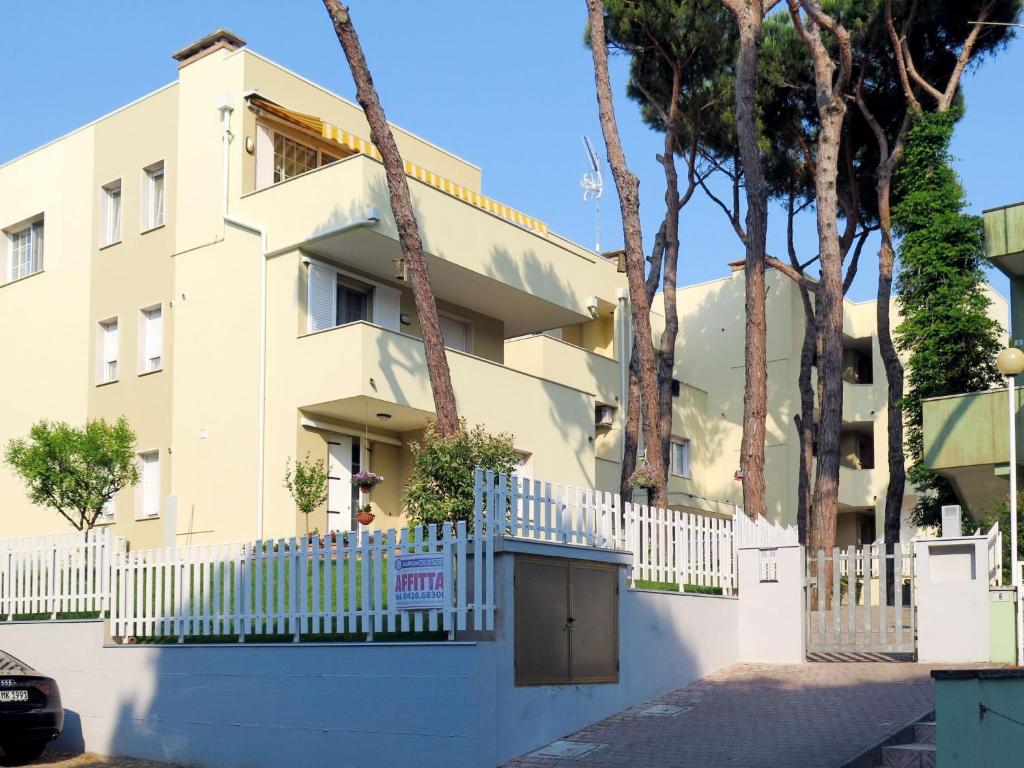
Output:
2,1,1020,302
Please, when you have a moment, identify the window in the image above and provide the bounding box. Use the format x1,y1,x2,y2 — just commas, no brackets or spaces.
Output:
307,259,400,333
101,180,122,245
439,314,471,353
98,318,119,383
273,134,319,183
670,439,690,478
142,162,165,230
139,305,162,373
98,497,116,524
6,218,43,282
336,281,370,326
138,450,160,518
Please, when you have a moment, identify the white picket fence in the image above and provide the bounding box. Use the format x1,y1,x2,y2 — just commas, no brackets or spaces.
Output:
0,529,125,620
733,508,799,548
111,520,495,643
477,470,737,594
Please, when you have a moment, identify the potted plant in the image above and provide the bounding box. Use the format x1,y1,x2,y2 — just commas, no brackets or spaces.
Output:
355,504,375,526
352,470,383,493
627,462,660,491
283,454,329,534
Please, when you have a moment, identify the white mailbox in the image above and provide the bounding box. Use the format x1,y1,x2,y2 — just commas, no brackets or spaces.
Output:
941,504,962,538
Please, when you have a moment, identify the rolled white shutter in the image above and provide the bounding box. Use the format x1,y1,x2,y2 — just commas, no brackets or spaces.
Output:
255,124,275,190
142,452,160,517
104,321,119,364
145,308,162,361
308,263,336,332
373,284,401,331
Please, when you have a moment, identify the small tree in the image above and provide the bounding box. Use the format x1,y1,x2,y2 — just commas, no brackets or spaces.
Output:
4,417,140,531
283,454,330,534
404,421,518,529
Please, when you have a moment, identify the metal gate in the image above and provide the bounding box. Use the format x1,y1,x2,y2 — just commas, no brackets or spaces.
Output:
805,544,916,657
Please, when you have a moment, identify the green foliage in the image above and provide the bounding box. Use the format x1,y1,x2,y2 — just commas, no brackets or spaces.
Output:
283,454,329,532
893,110,1003,527
4,417,140,531
404,421,518,529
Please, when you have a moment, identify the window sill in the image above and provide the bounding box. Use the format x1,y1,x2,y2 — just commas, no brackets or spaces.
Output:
135,514,161,522
99,240,122,251
96,379,119,388
1,270,44,289
138,368,163,378
140,223,166,236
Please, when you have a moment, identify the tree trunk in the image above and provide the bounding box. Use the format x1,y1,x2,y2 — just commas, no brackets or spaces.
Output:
794,0,852,558
322,0,459,436
795,290,816,545
587,0,667,507
731,15,769,520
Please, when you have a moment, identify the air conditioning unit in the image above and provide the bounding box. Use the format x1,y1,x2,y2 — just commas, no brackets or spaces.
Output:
596,405,616,427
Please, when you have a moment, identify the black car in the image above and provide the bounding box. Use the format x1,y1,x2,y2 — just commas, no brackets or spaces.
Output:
0,651,62,765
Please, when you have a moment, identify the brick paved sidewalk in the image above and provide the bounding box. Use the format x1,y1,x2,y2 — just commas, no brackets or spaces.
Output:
504,662,943,768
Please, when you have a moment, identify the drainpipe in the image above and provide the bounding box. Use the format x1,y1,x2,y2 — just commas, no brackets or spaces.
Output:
218,98,269,541
617,287,630,465
217,95,381,540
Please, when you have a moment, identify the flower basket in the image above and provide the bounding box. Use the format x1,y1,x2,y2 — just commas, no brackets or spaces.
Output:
351,471,383,492
355,504,375,526
627,462,660,491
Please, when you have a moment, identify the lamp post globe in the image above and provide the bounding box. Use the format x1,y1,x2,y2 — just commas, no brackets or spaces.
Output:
997,347,1024,376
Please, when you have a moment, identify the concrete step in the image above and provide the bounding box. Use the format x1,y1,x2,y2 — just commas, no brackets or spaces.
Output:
881,743,935,768
913,723,936,745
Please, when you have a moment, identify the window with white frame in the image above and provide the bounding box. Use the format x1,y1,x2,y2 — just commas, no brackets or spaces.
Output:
101,180,122,245
5,218,44,282
670,439,691,478
97,496,116,524
256,122,350,190
138,450,160,518
98,318,119,383
139,305,163,373
141,161,165,230
307,259,400,333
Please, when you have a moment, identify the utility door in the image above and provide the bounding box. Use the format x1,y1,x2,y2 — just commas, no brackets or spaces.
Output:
514,556,619,686
326,438,356,532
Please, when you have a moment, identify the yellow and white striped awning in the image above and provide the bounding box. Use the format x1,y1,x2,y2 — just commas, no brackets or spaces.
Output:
249,95,548,236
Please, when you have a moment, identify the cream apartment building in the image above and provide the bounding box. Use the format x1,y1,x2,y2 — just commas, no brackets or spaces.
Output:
1,29,974,549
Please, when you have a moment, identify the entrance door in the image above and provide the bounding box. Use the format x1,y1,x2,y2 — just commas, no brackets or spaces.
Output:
327,438,360,532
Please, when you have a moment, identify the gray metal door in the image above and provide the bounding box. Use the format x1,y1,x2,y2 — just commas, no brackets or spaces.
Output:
805,544,916,657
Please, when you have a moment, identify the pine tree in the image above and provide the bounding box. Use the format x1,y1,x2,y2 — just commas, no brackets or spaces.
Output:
893,109,1002,527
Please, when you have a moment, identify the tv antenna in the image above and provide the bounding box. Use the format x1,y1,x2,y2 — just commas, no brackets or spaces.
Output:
580,136,603,253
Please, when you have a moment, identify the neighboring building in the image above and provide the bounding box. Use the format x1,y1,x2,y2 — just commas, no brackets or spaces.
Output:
654,265,1005,545
2,30,1001,549
923,201,1023,515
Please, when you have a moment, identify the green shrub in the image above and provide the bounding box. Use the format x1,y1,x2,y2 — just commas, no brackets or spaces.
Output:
404,421,517,529
283,454,329,533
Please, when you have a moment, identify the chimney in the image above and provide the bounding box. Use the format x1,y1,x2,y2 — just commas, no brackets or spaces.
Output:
172,29,246,69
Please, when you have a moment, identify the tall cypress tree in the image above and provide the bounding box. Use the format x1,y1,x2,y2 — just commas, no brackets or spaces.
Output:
893,109,1002,528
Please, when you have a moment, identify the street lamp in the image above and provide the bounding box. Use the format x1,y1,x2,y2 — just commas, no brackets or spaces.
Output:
996,346,1024,664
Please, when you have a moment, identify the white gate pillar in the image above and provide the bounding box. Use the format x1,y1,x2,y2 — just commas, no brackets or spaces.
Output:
737,545,806,663
916,536,991,662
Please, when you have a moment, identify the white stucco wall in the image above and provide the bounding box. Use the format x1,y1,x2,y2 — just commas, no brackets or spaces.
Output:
737,545,806,663
0,549,740,768
916,536,991,662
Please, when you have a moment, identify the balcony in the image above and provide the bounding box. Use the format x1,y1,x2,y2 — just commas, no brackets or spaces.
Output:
984,202,1024,276
503,335,621,405
839,465,880,509
923,388,1023,511
239,154,622,337
843,381,878,422
287,322,596,475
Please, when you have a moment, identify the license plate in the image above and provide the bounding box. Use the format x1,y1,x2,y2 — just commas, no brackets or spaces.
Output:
0,690,28,703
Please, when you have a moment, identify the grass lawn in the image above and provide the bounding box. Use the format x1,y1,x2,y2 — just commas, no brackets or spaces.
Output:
632,579,723,596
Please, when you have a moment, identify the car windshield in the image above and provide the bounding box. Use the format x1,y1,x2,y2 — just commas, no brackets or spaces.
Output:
0,651,35,676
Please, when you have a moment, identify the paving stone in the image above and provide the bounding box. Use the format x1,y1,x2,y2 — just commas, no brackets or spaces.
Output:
528,741,605,759
503,662,951,768
641,704,691,716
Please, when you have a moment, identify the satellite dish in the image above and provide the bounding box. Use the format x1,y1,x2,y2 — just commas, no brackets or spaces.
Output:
580,136,603,252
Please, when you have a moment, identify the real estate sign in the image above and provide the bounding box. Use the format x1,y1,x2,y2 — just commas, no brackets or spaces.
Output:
391,552,449,611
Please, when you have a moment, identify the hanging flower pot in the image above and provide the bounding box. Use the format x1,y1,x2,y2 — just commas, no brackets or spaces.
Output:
355,504,375,526
627,462,661,491
351,471,383,493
